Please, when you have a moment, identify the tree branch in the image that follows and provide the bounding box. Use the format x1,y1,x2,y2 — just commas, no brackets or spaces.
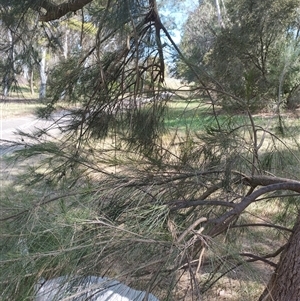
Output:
201,245,285,293
37,0,94,22
169,199,236,211
208,181,300,237
230,223,293,233
233,170,300,187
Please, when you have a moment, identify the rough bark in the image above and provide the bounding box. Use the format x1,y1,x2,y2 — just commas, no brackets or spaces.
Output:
259,212,300,301
37,0,93,22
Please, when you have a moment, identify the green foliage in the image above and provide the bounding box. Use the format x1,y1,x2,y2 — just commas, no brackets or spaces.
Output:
175,0,217,81
178,0,299,112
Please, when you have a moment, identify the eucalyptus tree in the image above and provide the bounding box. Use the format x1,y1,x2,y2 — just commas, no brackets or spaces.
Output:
1,0,300,301
0,2,36,96
0,1,52,97
179,0,300,112
175,0,217,82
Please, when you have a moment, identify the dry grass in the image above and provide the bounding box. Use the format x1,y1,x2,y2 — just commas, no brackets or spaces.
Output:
1,97,299,300
0,99,42,119
164,77,190,91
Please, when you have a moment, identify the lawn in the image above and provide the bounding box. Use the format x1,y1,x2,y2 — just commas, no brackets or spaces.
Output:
165,98,300,138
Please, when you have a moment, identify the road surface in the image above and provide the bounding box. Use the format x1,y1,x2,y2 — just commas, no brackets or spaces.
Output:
0,114,64,156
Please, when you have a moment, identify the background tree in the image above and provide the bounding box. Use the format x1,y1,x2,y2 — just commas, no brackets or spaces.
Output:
178,0,299,112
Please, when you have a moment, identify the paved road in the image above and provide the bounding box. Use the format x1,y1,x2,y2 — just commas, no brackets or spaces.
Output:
1,115,43,140
0,114,64,156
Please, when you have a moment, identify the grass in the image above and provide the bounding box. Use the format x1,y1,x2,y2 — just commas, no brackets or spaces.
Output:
165,101,214,131
164,77,190,91
5,84,39,98
164,100,300,172
164,99,281,132
1,85,41,118
0,101,43,119
1,95,300,300
162,99,300,300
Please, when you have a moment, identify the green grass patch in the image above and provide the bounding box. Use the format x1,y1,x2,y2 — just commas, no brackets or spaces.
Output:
164,99,300,136
165,101,212,130
165,100,261,132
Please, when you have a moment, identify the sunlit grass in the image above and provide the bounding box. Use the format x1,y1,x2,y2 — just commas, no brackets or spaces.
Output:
165,101,213,131
2,94,300,300
0,101,43,118
1,84,41,118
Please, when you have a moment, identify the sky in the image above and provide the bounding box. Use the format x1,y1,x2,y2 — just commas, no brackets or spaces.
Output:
160,0,198,44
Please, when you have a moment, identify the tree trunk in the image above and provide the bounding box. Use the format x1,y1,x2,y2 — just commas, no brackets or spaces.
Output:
39,47,47,99
215,0,225,28
259,211,300,301
2,29,15,97
30,69,35,95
